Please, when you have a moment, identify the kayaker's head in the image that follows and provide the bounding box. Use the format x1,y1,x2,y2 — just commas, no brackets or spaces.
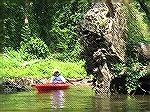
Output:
53,68,60,76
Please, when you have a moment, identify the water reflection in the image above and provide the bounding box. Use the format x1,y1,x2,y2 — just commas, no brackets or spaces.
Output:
50,90,64,109
37,90,65,111
94,95,111,112
93,95,150,112
1,87,150,112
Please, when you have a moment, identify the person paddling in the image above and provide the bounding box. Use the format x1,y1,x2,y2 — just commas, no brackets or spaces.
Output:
50,68,66,83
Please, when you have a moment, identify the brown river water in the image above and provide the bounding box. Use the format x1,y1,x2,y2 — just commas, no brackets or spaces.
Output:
0,86,150,112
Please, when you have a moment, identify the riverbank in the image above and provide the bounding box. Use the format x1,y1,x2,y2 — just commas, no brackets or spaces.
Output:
0,77,93,94
1,75,149,95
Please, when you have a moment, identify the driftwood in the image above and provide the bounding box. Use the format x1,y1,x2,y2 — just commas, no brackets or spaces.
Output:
21,60,39,67
65,78,90,86
66,78,83,83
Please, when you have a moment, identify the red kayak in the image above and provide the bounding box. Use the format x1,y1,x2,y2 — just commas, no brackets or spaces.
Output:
32,83,69,91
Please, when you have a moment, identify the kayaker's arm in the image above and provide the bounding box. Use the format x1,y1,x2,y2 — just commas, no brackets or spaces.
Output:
59,75,66,83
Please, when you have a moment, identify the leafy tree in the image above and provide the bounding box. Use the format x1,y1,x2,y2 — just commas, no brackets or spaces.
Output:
49,0,89,61
20,24,49,60
3,0,24,50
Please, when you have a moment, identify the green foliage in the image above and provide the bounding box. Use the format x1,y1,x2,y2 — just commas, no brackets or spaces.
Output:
118,3,149,94
49,0,89,61
19,24,50,60
113,59,147,94
20,36,50,60
1,0,90,79
126,6,145,44
50,58,86,78
112,63,125,77
0,48,23,77
2,0,90,62
0,51,86,78
3,0,24,49
3,47,23,63
21,24,31,41
125,58,147,93
127,2,150,44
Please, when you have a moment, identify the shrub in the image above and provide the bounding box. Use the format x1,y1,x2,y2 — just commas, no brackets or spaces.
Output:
20,35,50,60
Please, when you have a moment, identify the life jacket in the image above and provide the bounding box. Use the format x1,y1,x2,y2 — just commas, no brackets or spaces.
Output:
51,74,65,83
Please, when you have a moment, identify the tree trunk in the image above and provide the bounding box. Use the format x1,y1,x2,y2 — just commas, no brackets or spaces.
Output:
24,0,29,24
77,3,127,95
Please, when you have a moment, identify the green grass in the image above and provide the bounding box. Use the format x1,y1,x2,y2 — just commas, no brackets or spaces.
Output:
0,53,86,78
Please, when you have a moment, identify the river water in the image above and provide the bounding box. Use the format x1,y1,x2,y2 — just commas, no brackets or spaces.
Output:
0,86,150,112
